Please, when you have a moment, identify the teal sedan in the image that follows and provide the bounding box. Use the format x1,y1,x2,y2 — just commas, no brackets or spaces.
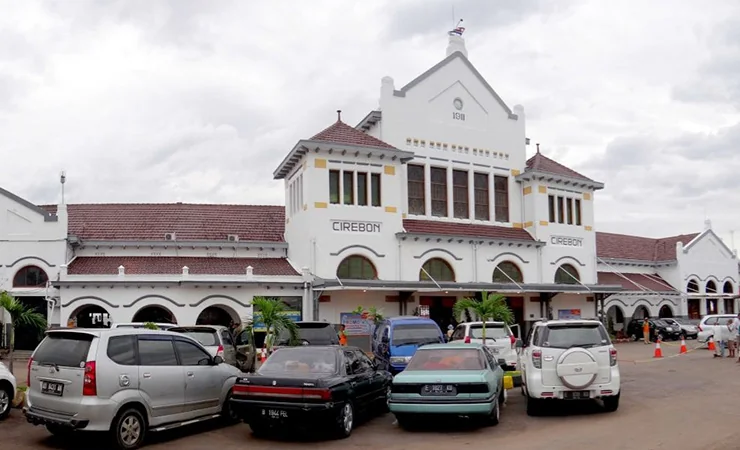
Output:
389,342,506,428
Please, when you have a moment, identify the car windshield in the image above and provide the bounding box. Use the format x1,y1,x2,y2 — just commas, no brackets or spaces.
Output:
406,348,486,371
179,330,219,346
276,323,338,345
391,324,442,346
259,348,337,374
541,324,608,349
34,333,93,368
469,325,509,339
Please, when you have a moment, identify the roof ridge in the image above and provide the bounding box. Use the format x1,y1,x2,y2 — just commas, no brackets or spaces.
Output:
46,203,285,208
309,119,396,150
525,152,594,182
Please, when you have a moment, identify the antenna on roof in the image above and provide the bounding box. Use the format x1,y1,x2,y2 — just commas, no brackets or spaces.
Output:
536,143,540,154
336,110,342,122
59,170,66,204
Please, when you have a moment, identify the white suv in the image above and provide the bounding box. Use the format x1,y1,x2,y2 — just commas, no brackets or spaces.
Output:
518,319,620,416
0,361,17,420
449,321,520,370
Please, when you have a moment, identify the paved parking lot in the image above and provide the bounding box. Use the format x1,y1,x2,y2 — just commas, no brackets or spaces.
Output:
2,342,739,450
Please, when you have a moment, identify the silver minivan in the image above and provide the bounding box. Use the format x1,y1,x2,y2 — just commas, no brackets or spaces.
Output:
24,328,242,449
170,326,238,365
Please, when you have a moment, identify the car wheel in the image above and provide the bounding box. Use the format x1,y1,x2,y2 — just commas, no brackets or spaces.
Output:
525,395,544,417
221,391,240,424
111,408,146,450
603,393,620,412
395,413,415,430
45,424,74,437
0,386,11,420
334,402,354,439
485,394,501,426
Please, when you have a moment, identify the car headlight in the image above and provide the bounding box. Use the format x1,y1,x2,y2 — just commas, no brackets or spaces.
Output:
666,327,673,331
390,356,412,365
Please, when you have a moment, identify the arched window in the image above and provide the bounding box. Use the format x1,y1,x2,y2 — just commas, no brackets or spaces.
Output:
706,280,717,293
336,255,377,280
687,279,699,293
13,266,49,288
723,281,734,294
493,261,523,283
554,264,579,285
419,258,455,282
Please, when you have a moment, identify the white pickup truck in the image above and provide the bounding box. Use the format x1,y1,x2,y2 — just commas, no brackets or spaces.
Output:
0,361,17,419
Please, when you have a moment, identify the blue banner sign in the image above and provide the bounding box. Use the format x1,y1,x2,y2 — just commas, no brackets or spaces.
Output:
253,311,302,332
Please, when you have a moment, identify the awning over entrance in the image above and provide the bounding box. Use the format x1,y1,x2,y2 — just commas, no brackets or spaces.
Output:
313,278,624,294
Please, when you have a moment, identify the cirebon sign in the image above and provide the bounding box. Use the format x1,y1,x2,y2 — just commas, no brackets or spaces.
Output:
331,220,382,234
550,235,584,248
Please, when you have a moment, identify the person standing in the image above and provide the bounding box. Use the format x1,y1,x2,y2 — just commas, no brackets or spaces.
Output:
734,314,740,363
642,318,651,344
713,320,730,358
338,324,348,346
728,317,738,359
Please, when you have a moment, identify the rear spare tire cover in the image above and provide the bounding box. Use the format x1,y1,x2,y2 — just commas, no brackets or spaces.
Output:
556,348,598,390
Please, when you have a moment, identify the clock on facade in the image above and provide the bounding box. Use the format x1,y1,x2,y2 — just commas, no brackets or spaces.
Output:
453,97,464,110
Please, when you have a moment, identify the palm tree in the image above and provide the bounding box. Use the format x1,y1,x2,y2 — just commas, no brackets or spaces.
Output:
0,291,47,373
252,297,298,353
452,292,514,344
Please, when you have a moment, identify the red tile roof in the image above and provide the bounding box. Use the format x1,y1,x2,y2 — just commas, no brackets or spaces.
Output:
41,204,285,242
525,151,595,182
310,120,397,150
402,219,536,241
596,232,699,262
597,271,676,292
67,257,299,276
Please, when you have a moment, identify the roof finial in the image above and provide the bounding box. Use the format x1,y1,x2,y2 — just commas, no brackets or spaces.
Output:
336,110,342,122
536,143,540,154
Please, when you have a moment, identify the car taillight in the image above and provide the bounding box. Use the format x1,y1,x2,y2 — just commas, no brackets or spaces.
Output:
532,350,542,369
216,345,224,358
510,335,516,349
464,336,471,344
232,385,332,400
698,325,702,332
83,361,97,396
26,357,33,388
609,348,618,366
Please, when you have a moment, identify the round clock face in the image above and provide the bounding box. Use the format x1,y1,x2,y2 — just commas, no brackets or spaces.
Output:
453,98,464,110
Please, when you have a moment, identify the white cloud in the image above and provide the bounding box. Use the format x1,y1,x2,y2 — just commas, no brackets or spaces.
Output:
1,0,739,250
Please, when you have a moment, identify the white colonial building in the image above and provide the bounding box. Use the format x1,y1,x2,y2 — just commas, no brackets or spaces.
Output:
1,28,738,350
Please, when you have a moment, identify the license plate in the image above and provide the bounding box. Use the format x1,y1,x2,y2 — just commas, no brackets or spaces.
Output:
41,381,64,396
262,408,288,419
421,384,457,396
563,391,589,400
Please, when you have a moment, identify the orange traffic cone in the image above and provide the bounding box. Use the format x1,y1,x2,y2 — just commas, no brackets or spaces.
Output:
653,337,663,358
679,337,687,354
708,336,716,352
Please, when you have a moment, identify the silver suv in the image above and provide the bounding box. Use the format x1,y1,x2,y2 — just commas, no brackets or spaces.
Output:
24,328,242,449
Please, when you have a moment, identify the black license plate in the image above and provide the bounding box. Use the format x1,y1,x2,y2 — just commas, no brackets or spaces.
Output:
262,408,288,420
563,391,589,400
421,384,457,396
41,381,64,396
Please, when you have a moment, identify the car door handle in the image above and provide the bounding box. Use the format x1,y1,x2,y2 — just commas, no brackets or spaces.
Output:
142,373,151,379
187,371,194,377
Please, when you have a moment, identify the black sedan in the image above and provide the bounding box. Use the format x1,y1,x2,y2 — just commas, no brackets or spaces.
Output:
230,345,392,438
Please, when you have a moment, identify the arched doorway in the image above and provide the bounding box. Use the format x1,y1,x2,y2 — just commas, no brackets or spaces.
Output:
418,258,456,331
70,305,112,328
658,305,674,319
196,305,239,327
632,305,650,319
706,280,718,314
132,305,176,324
723,281,735,314
606,305,626,335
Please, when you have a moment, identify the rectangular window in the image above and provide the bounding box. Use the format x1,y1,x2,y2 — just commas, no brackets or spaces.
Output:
138,338,178,366
557,196,564,223
430,167,448,217
548,195,556,223
575,199,582,225
343,171,354,205
357,172,368,206
371,173,381,207
566,198,573,224
452,169,469,219
329,170,340,204
407,164,425,215
474,173,489,221
494,175,509,222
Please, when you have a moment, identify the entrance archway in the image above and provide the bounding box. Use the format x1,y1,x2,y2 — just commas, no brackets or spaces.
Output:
632,305,650,319
132,305,176,324
70,305,112,328
606,305,626,335
196,305,239,327
658,305,674,319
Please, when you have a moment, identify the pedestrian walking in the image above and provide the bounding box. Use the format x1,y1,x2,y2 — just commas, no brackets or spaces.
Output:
713,320,731,358
338,324,348,346
729,317,739,359
642,318,650,344
734,314,740,363
447,324,454,340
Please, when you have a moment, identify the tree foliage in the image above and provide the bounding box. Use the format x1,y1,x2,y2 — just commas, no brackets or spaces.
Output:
252,296,298,348
452,292,514,342
0,291,47,373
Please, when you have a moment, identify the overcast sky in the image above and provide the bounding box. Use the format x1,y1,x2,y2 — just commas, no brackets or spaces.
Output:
2,0,739,248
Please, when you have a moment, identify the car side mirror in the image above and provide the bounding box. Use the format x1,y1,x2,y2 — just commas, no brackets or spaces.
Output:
515,339,524,348
212,355,224,365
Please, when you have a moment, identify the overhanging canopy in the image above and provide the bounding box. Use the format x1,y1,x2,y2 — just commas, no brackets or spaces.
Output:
313,278,624,294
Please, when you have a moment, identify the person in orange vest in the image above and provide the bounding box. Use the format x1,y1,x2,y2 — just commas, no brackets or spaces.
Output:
338,324,348,346
642,318,650,344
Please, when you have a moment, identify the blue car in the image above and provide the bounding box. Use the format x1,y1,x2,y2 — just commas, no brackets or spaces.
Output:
372,317,445,375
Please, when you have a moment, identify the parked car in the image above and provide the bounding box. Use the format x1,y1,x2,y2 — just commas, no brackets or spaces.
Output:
24,328,242,450
230,346,392,438
697,314,737,343
0,361,17,420
625,318,681,341
170,325,239,367
662,318,699,339
518,319,620,416
449,321,519,370
111,322,176,330
272,321,340,350
372,317,445,375
389,342,506,428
